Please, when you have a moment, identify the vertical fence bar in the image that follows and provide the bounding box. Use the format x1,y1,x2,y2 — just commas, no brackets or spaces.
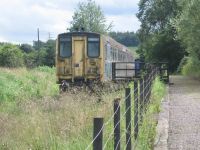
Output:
134,80,139,139
114,98,120,150
139,78,144,122
125,88,131,150
167,63,169,83
147,74,150,103
93,118,103,150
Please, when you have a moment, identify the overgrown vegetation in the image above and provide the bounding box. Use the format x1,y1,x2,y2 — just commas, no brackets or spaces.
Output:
0,67,165,149
137,0,200,76
173,0,200,78
137,77,166,149
0,40,55,68
137,0,184,72
0,66,58,103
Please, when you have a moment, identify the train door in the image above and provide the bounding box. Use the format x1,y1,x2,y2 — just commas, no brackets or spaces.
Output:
73,38,85,78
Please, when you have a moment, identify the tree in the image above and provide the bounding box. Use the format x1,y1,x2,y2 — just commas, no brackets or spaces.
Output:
43,40,56,67
109,32,139,47
0,44,24,67
20,44,34,53
136,0,184,72
68,0,112,33
173,0,200,76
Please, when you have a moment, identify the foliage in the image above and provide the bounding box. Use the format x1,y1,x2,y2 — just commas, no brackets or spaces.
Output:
0,67,166,149
137,77,166,149
0,44,24,67
109,31,139,47
0,40,56,68
137,0,184,72
68,0,112,33
43,40,56,67
173,0,200,77
128,47,139,58
182,57,200,78
0,67,58,104
177,56,188,73
20,44,34,53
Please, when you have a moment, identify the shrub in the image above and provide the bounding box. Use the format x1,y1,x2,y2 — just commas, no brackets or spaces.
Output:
182,57,200,78
0,44,24,67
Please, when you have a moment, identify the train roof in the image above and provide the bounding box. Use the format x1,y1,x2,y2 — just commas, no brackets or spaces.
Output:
58,31,133,56
58,31,100,37
103,35,132,54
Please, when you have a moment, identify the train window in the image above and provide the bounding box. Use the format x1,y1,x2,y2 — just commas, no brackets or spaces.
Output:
87,37,100,58
59,37,71,58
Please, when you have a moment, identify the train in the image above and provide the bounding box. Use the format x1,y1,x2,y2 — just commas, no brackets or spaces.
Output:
55,31,134,89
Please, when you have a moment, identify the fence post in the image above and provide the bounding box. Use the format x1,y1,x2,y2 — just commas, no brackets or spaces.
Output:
167,63,169,83
114,98,120,150
93,118,103,150
134,80,139,139
147,73,150,103
125,88,131,150
139,78,144,122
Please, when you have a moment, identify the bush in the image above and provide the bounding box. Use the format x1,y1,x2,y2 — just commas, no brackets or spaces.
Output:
182,57,200,78
0,44,24,67
177,56,188,73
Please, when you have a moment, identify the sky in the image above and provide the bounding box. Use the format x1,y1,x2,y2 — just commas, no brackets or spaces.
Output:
0,0,140,44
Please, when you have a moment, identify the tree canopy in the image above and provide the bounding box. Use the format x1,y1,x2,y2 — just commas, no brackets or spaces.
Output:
109,32,139,47
0,44,24,67
68,0,112,33
173,0,200,76
137,0,184,72
0,40,55,68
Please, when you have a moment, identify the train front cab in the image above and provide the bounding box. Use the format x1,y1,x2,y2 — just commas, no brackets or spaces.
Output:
56,32,103,85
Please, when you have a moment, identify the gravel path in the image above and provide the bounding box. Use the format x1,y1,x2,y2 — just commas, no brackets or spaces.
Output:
168,76,200,150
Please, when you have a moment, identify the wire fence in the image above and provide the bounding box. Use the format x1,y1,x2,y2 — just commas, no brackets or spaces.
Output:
84,62,168,150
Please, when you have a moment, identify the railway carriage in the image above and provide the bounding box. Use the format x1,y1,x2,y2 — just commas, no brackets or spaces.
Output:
56,31,134,86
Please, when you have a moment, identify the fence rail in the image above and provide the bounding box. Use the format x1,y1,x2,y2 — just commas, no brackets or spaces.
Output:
112,61,169,83
85,63,163,150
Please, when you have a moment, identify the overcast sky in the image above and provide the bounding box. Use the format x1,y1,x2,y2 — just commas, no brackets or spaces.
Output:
0,0,140,44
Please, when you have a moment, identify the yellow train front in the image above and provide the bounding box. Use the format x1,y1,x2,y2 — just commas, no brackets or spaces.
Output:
56,31,134,86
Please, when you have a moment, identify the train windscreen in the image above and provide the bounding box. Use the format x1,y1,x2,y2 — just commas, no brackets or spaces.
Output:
87,37,100,58
59,37,72,58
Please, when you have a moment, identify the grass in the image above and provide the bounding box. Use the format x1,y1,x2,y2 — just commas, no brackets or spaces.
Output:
182,57,200,79
128,46,139,58
0,67,165,150
136,77,166,149
0,67,126,149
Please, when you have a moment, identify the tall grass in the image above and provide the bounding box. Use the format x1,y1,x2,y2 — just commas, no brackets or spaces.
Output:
0,67,125,149
182,57,200,78
0,66,58,102
136,77,166,149
0,67,165,150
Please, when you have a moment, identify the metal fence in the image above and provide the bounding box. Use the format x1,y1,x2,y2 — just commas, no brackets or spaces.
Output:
85,64,160,150
112,61,169,83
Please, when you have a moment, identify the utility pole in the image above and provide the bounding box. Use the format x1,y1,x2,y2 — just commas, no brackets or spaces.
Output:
48,32,51,40
37,28,40,50
37,28,40,66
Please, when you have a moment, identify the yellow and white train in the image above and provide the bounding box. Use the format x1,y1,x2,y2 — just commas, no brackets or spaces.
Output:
56,31,134,86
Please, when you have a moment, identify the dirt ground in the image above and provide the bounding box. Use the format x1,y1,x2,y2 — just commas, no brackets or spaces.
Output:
168,76,200,150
